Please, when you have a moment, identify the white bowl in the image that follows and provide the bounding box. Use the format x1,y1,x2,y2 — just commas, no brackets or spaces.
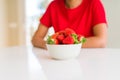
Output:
46,44,82,60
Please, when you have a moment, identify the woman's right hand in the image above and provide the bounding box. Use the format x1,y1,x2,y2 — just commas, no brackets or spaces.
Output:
32,24,49,49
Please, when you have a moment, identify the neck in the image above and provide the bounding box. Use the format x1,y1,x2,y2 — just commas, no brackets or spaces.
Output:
65,0,82,9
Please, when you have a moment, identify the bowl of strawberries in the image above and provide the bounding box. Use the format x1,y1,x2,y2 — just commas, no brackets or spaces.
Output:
46,28,86,60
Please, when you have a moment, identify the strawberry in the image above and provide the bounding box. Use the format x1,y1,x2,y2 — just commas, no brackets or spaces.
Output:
51,38,59,44
65,28,76,36
78,34,86,43
47,33,59,44
47,36,59,44
47,28,86,44
51,32,59,39
57,34,65,42
58,30,67,37
62,36,74,44
71,34,79,44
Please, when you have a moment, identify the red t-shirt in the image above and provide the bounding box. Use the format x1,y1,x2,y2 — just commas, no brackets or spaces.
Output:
40,0,107,37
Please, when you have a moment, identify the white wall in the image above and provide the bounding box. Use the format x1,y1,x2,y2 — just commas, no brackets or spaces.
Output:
102,0,120,48
0,0,26,47
0,0,7,47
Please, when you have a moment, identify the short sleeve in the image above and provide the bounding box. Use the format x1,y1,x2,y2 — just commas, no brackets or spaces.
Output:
92,0,107,26
40,2,53,28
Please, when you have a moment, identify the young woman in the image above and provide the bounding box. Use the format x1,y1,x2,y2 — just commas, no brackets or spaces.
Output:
32,0,107,49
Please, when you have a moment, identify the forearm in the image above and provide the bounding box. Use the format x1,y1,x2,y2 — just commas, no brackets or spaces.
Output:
32,38,47,49
82,23,107,48
31,24,49,49
82,36,107,48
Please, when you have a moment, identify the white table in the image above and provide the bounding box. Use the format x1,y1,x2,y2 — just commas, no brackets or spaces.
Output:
0,46,120,80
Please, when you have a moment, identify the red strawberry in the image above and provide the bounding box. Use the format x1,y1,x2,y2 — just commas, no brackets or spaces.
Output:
51,32,59,39
65,28,76,36
57,34,65,41
62,36,74,44
52,38,59,44
59,30,65,34
78,34,84,41
50,32,59,44
47,36,59,44
77,34,86,43
58,30,67,37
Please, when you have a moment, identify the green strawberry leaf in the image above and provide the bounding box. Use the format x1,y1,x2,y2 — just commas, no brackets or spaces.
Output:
71,34,79,44
47,36,54,44
81,38,86,43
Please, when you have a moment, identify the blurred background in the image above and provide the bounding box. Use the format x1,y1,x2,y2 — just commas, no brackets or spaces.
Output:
0,0,53,47
0,0,120,48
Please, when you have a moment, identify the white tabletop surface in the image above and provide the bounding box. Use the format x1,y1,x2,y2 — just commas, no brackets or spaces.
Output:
0,46,120,80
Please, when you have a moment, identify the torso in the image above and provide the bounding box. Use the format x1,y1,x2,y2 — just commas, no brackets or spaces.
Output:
40,0,107,37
